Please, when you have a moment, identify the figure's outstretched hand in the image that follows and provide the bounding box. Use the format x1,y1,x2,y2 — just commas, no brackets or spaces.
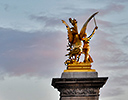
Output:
95,26,98,30
62,20,69,28
62,20,64,23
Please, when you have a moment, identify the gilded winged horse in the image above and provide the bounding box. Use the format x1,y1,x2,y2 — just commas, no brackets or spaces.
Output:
62,12,98,65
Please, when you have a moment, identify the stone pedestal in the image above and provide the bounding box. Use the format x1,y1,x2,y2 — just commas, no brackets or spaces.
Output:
61,72,98,78
52,72,108,100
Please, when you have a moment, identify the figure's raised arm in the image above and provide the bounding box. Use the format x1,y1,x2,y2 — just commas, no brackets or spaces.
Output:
62,20,70,30
88,26,98,40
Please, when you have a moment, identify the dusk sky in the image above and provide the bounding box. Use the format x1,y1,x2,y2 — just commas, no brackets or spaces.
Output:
0,0,128,100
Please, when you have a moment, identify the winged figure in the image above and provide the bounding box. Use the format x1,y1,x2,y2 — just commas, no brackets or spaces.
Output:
62,12,98,65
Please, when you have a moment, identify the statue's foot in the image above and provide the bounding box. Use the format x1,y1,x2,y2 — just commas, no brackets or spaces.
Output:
83,60,90,63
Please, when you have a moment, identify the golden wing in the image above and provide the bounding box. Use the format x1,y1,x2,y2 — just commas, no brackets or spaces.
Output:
62,20,73,43
79,12,99,39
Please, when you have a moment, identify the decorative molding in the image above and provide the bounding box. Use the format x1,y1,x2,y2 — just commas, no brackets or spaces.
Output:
60,88,99,97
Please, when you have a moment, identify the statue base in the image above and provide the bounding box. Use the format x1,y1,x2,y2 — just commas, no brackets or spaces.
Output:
61,72,98,78
52,77,108,100
51,64,108,100
64,63,96,72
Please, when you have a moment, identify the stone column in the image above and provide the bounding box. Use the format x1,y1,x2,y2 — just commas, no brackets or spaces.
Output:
52,72,108,100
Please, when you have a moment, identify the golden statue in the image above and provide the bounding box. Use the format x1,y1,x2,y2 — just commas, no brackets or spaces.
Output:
62,12,98,72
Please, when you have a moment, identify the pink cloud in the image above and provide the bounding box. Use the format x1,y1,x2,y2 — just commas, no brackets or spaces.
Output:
0,27,66,77
98,3,125,16
29,15,62,28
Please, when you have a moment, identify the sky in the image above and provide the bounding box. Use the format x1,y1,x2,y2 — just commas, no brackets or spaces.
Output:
0,0,128,100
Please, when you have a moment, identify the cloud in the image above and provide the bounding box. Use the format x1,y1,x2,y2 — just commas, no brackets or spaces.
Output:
98,3,125,16
98,20,114,28
29,15,62,28
122,35,128,44
101,87,124,97
113,0,128,3
0,27,66,78
100,73,128,98
0,3,16,12
111,75,128,86
68,3,125,18
60,2,125,18
3,4,9,11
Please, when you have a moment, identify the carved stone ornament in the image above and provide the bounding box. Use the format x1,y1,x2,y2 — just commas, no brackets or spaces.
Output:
60,88,99,97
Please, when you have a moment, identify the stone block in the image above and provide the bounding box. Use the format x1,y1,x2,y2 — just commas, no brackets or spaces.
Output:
61,72,98,78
